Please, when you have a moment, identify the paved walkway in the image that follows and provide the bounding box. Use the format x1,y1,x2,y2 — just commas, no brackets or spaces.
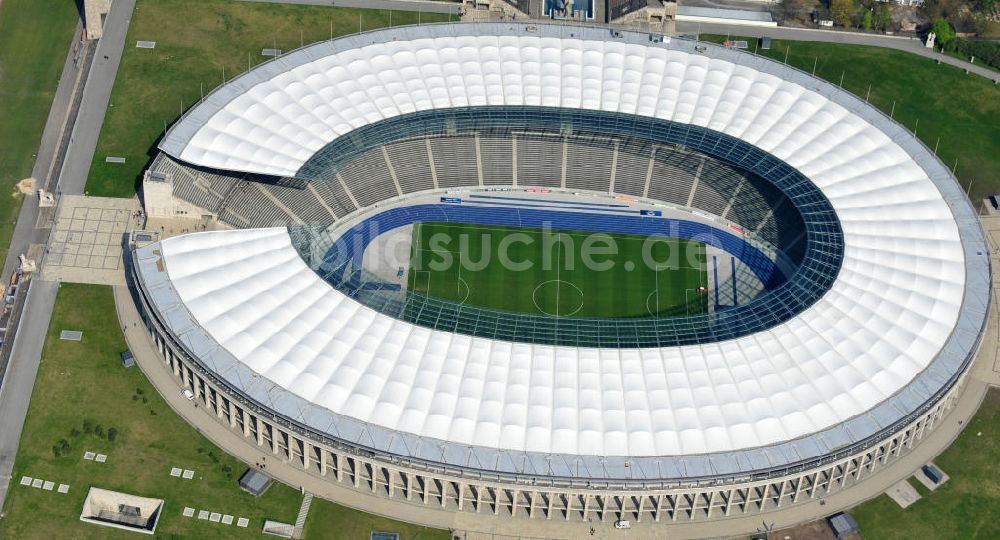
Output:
238,1,998,82
57,0,137,198
0,24,88,288
0,281,60,511
41,195,139,286
237,0,461,15
677,21,1000,82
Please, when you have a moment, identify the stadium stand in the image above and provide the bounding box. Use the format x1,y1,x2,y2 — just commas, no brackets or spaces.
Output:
220,184,289,228
515,134,564,188
259,182,334,226
647,147,703,206
693,160,741,216
384,139,436,194
430,136,480,188
564,136,615,192
336,149,399,208
478,136,514,185
610,141,653,197
154,132,803,254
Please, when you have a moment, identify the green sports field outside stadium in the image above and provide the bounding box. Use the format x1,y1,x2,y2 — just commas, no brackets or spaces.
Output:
406,222,709,318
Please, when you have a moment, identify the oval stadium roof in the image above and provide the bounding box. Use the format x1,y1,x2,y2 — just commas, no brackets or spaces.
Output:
141,23,991,480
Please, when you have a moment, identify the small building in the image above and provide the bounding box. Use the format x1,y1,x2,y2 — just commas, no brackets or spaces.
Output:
262,520,295,538
676,6,775,28
120,351,135,368
827,512,860,538
813,9,833,27
760,36,772,50
922,464,944,484
83,0,112,40
79,487,164,535
238,468,273,497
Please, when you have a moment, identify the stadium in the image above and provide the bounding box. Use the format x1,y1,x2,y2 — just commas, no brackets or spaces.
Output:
128,23,990,523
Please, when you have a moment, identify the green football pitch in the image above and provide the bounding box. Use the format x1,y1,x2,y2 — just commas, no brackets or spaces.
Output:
406,222,709,318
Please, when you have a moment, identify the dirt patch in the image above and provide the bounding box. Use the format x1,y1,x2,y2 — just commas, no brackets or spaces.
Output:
14,177,35,198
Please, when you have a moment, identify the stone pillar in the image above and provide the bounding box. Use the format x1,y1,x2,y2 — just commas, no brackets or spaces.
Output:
227,400,238,429
83,0,112,40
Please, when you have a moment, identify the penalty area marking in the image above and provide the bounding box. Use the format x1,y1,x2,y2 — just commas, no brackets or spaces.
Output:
454,268,471,305
412,247,471,304
645,260,710,316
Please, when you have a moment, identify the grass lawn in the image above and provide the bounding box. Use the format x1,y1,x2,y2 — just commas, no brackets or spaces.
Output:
303,498,450,540
849,388,1000,539
700,35,1000,205
85,0,452,198
0,0,79,263
0,284,303,538
408,222,708,317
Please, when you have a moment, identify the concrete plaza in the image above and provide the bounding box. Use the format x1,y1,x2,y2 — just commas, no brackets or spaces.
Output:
41,195,139,285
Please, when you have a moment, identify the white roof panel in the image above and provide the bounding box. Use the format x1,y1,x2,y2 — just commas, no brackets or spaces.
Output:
143,24,990,470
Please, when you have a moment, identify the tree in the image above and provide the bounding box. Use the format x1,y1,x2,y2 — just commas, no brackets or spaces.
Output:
863,9,873,29
831,0,856,27
874,4,892,31
781,0,815,23
973,15,1000,39
107,427,119,442
920,0,964,22
932,18,956,45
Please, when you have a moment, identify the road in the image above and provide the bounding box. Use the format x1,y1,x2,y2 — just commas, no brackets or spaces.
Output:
677,21,1000,82
57,0,137,197
242,1,997,81
0,282,58,512
0,30,89,287
238,0,462,14
0,0,136,512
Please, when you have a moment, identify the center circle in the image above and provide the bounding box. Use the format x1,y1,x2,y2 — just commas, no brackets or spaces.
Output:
532,280,585,317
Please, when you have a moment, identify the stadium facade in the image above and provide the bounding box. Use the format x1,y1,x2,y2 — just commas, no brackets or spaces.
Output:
128,23,991,522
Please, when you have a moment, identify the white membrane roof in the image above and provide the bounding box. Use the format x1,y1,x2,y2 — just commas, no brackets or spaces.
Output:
143,24,990,473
